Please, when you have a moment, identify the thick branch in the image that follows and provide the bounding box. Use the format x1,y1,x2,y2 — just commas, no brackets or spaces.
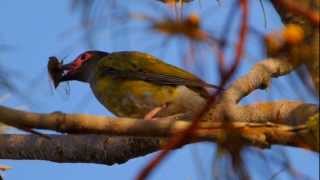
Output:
0,103,318,152
0,134,161,165
0,119,317,166
0,101,317,135
0,105,190,135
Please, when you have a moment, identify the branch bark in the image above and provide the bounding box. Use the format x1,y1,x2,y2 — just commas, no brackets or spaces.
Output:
0,135,161,165
202,58,315,125
0,100,317,137
0,117,317,164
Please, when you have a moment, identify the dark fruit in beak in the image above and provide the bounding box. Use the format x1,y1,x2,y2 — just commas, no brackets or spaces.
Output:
48,56,63,88
48,56,75,88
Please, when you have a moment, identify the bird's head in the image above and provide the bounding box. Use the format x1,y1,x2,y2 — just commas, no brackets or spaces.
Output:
59,50,109,83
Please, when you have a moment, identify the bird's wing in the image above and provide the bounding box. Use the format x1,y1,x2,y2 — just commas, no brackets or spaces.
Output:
98,51,223,98
103,68,222,89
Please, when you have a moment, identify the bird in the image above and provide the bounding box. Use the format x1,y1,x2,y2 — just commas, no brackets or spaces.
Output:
49,51,221,120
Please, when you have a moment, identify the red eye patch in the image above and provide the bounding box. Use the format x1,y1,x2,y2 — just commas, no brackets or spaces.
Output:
71,52,94,69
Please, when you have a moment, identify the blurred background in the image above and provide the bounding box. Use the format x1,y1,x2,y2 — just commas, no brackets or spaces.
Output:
0,0,318,179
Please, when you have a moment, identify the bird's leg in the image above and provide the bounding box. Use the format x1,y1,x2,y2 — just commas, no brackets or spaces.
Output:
144,103,170,121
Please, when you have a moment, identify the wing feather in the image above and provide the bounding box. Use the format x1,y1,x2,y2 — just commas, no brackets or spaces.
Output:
98,51,223,98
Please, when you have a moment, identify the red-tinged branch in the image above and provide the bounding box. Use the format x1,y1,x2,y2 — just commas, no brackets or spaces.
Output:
227,0,248,79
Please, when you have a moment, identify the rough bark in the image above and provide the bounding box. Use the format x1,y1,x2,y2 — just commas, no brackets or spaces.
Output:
0,135,161,165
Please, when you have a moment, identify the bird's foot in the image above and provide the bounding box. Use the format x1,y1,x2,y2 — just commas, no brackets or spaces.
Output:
144,103,169,121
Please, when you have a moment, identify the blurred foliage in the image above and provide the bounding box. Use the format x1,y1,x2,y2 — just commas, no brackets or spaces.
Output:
152,13,204,41
307,113,319,151
270,0,319,95
265,22,319,95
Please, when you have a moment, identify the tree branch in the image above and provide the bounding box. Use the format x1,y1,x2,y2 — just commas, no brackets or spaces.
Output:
0,101,318,154
0,100,317,136
223,59,296,103
0,134,161,165
0,117,317,165
202,58,315,125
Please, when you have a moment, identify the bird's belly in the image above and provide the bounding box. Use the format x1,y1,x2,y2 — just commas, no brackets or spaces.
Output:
91,77,206,119
91,78,174,118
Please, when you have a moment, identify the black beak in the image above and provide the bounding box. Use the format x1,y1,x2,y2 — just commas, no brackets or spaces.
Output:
61,63,73,71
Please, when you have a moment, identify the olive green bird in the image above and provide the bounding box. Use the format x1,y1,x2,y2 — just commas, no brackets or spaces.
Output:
53,51,221,119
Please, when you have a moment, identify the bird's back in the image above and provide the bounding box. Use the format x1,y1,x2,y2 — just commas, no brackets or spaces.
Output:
96,51,212,98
